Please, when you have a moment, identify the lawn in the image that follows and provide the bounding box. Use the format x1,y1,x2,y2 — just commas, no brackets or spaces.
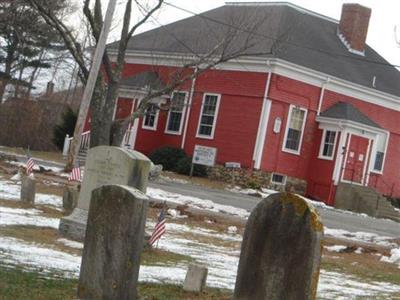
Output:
0,265,231,300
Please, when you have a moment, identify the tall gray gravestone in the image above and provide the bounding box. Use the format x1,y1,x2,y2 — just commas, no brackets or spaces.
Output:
59,146,150,241
78,185,148,299
20,176,36,204
233,193,323,300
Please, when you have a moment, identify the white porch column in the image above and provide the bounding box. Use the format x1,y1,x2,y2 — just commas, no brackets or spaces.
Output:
333,130,348,185
253,66,272,169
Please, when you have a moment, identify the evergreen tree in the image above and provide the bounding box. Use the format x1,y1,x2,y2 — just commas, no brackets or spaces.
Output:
53,107,77,151
0,0,64,101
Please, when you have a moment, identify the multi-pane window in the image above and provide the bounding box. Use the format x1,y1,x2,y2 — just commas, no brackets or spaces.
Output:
372,132,388,172
283,106,307,153
320,130,337,159
197,94,219,138
271,173,286,185
374,151,384,171
166,92,186,133
142,103,158,130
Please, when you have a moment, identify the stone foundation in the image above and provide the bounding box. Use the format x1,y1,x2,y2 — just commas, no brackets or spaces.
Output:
207,165,307,195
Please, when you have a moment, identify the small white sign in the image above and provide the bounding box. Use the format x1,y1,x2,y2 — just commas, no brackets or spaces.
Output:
193,145,217,167
225,162,241,168
273,117,282,133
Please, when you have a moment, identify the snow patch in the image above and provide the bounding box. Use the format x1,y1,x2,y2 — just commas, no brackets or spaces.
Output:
325,245,347,252
324,227,397,248
380,248,400,267
0,206,59,229
147,187,250,218
57,238,84,250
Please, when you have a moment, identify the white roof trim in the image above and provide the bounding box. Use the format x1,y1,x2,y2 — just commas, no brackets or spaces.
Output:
109,50,400,112
316,115,388,135
224,2,338,23
337,29,365,56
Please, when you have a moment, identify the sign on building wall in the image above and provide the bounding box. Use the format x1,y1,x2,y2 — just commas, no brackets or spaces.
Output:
192,145,217,167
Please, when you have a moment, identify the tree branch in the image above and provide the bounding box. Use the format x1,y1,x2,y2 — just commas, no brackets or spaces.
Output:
27,0,89,83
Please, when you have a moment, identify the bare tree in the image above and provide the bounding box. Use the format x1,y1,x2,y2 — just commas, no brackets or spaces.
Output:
27,1,288,156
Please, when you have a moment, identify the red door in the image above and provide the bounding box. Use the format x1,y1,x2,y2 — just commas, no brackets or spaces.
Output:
343,135,369,184
115,98,135,120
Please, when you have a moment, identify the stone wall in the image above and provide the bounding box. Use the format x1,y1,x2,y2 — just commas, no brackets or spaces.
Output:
207,165,307,194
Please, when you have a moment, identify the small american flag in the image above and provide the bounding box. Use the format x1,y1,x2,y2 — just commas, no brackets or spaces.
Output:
26,153,35,175
149,209,166,246
68,162,82,182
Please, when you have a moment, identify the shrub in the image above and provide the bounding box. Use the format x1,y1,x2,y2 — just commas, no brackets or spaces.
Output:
245,179,261,190
52,107,77,151
148,146,186,171
175,156,208,177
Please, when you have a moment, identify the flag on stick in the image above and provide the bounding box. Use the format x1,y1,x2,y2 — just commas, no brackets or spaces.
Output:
68,161,82,182
26,152,35,175
149,208,166,246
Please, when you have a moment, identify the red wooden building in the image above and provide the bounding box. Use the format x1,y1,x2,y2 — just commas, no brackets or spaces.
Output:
106,2,400,205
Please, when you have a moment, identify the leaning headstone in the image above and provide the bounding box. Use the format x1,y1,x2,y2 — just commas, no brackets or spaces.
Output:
62,185,79,212
233,193,323,300
20,176,36,204
183,264,208,292
78,185,148,299
59,146,150,241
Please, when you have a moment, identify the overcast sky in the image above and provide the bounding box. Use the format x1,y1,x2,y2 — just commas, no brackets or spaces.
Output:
107,0,400,67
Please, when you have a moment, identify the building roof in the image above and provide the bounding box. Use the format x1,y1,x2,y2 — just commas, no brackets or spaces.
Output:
109,2,400,97
320,101,381,128
119,71,165,91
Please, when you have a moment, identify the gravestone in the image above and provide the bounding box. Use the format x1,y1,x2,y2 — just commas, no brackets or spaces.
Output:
59,146,150,241
20,176,36,204
78,185,148,299
183,264,208,292
233,193,323,300
62,185,79,212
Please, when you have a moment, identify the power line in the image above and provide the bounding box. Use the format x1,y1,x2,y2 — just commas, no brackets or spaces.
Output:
163,1,400,69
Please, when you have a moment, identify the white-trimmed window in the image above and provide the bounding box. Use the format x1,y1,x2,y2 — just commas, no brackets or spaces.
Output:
372,132,388,173
319,130,337,160
142,103,159,130
271,173,287,185
165,91,187,134
283,105,307,154
196,94,220,139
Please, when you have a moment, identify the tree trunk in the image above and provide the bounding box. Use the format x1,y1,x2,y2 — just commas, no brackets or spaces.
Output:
89,75,106,148
101,79,120,145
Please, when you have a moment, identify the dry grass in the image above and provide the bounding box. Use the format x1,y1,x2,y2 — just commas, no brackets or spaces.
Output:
0,225,81,256
0,146,66,164
36,182,64,197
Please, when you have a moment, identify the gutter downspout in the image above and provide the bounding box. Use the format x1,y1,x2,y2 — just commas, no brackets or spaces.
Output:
253,61,272,169
181,68,198,149
317,77,330,116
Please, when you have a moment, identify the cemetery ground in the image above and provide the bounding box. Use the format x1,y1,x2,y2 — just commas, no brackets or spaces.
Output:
0,154,399,298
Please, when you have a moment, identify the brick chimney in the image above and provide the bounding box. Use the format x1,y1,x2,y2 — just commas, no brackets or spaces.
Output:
338,4,371,54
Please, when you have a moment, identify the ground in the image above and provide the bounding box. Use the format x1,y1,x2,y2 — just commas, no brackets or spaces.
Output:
0,147,399,299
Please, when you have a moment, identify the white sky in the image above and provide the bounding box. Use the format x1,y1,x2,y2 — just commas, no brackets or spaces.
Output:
105,0,400,67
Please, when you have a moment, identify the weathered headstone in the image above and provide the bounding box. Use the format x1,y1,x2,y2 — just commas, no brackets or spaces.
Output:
233,193,323,300
183,264,208,292
62,185,79,212
20,176,35,204
148,162,163,181
78,185,148,299
59,146,150,241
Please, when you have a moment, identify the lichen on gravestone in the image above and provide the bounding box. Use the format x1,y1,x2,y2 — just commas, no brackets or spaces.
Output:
233,192,323,300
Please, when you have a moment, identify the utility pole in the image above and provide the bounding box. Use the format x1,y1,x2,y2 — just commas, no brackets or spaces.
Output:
66,0,117,170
